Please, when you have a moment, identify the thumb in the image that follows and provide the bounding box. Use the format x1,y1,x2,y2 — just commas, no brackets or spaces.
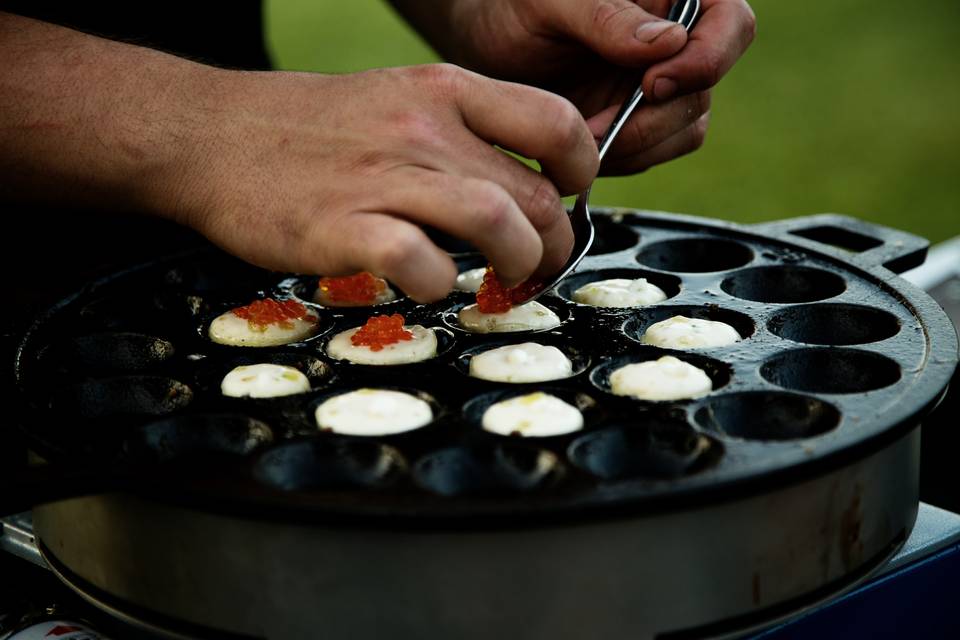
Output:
559,0,688,67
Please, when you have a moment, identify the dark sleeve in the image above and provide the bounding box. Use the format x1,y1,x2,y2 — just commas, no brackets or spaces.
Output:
0,0,272,70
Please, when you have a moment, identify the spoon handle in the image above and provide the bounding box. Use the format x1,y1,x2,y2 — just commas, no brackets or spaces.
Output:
596,0,700,162
597,86,646,162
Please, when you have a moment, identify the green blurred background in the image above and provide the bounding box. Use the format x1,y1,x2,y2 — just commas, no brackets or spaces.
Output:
265,0,959,243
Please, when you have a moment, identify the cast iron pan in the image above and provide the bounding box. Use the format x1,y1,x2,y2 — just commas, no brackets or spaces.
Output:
3,210,957,527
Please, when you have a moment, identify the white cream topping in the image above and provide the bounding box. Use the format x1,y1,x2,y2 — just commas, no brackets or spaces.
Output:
220,363,311,398
457,301,561,333
454,268,487,293
481,392,584,437
609,356,713,401
572,278,668,308
208,308,319,347
641,315,741,349
469,343,574,383
312,277,397,307
315,388,433,436
326,324,437,365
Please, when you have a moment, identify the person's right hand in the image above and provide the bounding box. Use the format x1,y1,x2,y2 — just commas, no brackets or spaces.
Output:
155,64,599,302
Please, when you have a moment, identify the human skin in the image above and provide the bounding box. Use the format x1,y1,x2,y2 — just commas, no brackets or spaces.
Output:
390,0,757,174
0,1,755,302
0,11,600,300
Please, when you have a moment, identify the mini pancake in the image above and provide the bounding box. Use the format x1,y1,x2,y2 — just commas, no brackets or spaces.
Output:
221,363,311,398
481,392,584,437
641,315,742,349
327,319,438,365
313,272,397,307
457,301,561,333
572,278,667,308
209,299,320,347
315,388,433,436
609,356,712,401
469,343,573,383
454,267,487,293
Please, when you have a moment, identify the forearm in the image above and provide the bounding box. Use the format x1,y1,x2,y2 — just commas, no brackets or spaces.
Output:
0,11,222,217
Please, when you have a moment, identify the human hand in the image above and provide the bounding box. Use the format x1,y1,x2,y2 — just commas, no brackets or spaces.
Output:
158,65,599,301
411,0,755,174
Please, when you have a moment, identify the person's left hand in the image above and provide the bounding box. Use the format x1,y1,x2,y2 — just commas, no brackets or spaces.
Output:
408,0,755,175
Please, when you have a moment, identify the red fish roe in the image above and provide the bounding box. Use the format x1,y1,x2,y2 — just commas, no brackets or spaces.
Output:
317,272,387,305
232,298,311,331
351,314,414,351
475,266,544,314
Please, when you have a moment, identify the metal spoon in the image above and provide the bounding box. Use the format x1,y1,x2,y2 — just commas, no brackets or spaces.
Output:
515,0,701,305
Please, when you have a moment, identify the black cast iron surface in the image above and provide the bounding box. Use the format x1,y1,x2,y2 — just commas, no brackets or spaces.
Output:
7,210,959,526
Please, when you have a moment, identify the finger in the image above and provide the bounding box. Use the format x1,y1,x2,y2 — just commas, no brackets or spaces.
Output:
452,69,599,194
379,168,544,287
451,141,574,280
318,211,458,303
549,0,688,67
643,0,757,102
585,90,711,159
600,111,711,176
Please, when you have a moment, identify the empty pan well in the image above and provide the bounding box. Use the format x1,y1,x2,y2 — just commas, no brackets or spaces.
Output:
254,438,407,491
721,267,846,303
587,218,640,256
64,376,193,419
413,445,562,497
637,238,753,272
694,392,840,441
125,414,274,462
59,333,175,373
568,420,720,480
768,304,900,345
760,348,901,394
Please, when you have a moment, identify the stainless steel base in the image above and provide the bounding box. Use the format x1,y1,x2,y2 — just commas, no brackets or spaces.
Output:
31,428,921,640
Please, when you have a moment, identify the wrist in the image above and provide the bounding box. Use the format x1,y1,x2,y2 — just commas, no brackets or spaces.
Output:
124,62,236,225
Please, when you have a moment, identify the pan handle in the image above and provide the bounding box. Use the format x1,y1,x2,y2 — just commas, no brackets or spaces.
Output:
750,214,929,274
0,460,120,517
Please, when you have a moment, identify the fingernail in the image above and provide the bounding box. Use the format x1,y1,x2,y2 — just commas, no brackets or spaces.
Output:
635,20,676,43
653,77,678,101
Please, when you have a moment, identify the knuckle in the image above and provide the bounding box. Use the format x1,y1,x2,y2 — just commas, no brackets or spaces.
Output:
374,228,421,274
546,98,587,152
412,62,465,96
473,184,515,231
523,179,563,230
697,48,725,88
389,108,445,150
592,0,632,33
303,211,351,275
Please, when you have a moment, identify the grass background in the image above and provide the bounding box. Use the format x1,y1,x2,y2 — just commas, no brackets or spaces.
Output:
264,0,960,244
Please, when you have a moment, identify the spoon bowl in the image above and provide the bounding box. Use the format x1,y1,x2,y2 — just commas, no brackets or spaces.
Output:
516,0,701,305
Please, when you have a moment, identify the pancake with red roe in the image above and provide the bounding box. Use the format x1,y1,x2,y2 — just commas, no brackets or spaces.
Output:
208,298,320,347
326,314,438,365
313,272,396,307
457,267,560,333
